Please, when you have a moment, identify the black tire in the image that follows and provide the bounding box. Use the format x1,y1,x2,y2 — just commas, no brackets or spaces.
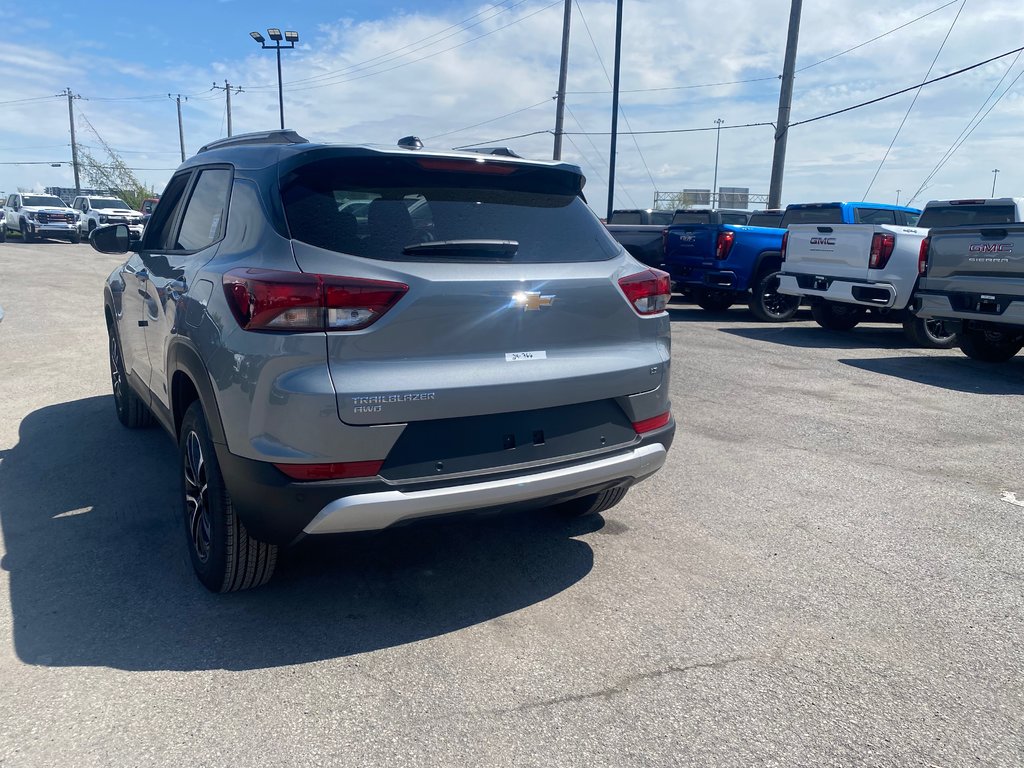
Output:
0,224,6,243
20,221,35,243
554,485,629,518
88,220,97,234
108,324,154,429
811,301,863,331
692,288,734,312
180,401,278,592
902,316,956,349
69,231,81,245
748,267,799,322
957,327,1024,362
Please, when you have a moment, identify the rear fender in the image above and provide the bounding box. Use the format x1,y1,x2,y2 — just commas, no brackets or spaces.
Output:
168,340,227,446
752,250,783,284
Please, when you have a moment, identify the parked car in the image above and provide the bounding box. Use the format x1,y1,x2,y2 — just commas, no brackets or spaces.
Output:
1,192,80,243
604,208,675,268
663,201,922,321
140,197,160,225
916,201,1024,361
91,129,675,592
72,195,145,240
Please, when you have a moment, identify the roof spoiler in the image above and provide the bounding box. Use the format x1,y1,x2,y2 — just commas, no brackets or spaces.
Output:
198,129,309,154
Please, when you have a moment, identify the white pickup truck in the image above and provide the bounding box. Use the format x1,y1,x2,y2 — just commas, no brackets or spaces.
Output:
777,199,1024,348
1,192,81,244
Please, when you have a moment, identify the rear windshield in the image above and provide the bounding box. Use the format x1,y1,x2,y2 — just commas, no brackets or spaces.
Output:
781,206,844,227
917,204,1017,229
609,211,642,224
282,156,619,263
720,213,749,225
649,210,673,226
747,212,783,227
671,212,711,225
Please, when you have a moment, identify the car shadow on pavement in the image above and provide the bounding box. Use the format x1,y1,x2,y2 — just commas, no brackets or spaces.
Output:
840,356,1024,395
667,304,814,324
0,396,598,672
720,325,917,350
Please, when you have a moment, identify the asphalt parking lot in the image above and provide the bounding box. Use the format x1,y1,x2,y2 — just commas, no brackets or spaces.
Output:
1,239,1022,767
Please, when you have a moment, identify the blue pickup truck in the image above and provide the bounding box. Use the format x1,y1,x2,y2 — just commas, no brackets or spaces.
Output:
664,202,922,321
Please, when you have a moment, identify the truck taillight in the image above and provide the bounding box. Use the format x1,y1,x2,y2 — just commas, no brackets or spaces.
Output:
781,231,789,262
918,236,931,276
618,268,671,315
223,268,408,332
868,233,896,269
715,230,735,260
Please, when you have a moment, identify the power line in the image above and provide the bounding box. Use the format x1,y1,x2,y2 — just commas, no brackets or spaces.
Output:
425,98,553,141
562,102,639,209
453,130,552,148
0,94,63,106
862,0,966,200
909,60,1024,203
563,120,775,137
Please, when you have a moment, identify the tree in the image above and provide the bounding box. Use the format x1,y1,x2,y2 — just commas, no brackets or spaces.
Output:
75,114,151,209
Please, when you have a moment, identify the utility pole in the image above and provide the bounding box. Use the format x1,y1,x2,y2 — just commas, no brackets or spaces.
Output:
552,0,572,160
896,189,901,206
605,0,624,221
170,94,187,162
64,88,81,195
712,118,724,208
992,168,1000,197
768,0,803,210
212,81,243,137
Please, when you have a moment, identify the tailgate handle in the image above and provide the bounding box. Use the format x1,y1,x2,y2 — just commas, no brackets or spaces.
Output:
816,226,834,233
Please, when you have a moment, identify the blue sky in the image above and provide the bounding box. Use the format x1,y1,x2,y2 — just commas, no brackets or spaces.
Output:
4,1,1022,211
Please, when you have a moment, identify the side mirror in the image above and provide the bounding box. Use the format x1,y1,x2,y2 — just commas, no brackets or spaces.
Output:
90,223,130,254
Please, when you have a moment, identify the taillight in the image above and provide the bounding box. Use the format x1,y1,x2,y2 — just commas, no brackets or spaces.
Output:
273,460,384,481
868,233,895,269
223,268,408,332
781,231,789,261
633,411,670,434
618,268,671,315
918,236,931,276
715,230,735,260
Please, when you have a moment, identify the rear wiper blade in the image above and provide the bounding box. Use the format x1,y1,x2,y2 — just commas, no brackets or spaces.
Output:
401,239,518,257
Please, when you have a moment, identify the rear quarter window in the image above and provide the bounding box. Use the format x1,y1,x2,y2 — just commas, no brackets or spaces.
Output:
282,156,619,263
671,213,712,225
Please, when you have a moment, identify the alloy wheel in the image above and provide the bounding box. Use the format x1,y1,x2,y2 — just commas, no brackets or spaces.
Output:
183,431,212,563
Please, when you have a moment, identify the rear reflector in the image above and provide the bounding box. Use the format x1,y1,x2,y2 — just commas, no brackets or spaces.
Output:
633,412,671,434
618,268,671,315
224,268,408,332
273,460,384,481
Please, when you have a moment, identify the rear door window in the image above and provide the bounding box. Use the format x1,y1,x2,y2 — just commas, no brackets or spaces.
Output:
282,156,619,263
176,168,232,251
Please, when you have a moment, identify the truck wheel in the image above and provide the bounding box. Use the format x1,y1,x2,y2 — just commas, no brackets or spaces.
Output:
554,485,629,518
811,301,862,331
20,221,35,243
692,288,734,312
0,225,6,243
957,328,1024,362
902,316,956,349
180,401,278,592
748,269,799,322
69,231,81,245
108,324,154,429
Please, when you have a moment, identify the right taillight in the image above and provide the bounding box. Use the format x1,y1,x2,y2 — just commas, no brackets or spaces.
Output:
918,236,931,276
618,268,671,315
223,268,408,332
869,233,896,269
715,230,735,260
781,231,789,261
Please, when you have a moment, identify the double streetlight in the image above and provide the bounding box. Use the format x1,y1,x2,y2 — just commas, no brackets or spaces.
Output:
250,28,299,129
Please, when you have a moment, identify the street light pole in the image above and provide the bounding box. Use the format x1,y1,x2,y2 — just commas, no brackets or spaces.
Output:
250,28,299,130
712,118,724,208
992,168,1000,197
896,189,901,206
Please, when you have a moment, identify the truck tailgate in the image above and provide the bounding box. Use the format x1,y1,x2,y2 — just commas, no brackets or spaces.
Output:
784,224,877,280
926,225,1024,281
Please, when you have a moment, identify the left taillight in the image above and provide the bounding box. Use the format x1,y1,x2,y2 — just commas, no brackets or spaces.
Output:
868,233,896,269
223,268,408,332
918,236,931,276
618,268,671,315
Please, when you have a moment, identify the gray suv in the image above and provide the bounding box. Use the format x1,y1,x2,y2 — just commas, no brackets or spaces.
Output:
92,130,674,592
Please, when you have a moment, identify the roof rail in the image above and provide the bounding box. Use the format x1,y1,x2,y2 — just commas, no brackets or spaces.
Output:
463,146,523,159
197,129,309,154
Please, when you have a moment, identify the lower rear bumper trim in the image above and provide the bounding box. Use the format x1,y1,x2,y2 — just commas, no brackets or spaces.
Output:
303,442,668,535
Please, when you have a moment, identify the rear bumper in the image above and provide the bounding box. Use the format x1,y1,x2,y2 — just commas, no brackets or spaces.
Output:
917,292,1024,327
778,273,900,309
304,441,668,535
668,265,743,291
217,422,674,544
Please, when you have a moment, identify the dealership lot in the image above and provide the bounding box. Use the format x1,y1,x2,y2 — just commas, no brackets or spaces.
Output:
0,241,1022,766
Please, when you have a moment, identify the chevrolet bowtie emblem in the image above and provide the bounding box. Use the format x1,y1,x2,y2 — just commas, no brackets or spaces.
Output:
514,291,556,311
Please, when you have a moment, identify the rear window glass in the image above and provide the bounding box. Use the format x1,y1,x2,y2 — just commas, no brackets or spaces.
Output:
282,156,619,263
855,208,897,225
671,212,711,225
649,211,673,225
781,206,844,226
609,211,642,224
917,204,1017,229
747,212,783,227
720,213,749,225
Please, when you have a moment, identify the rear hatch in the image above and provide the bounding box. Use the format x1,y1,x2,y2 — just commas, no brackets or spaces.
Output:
280,152,670,427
